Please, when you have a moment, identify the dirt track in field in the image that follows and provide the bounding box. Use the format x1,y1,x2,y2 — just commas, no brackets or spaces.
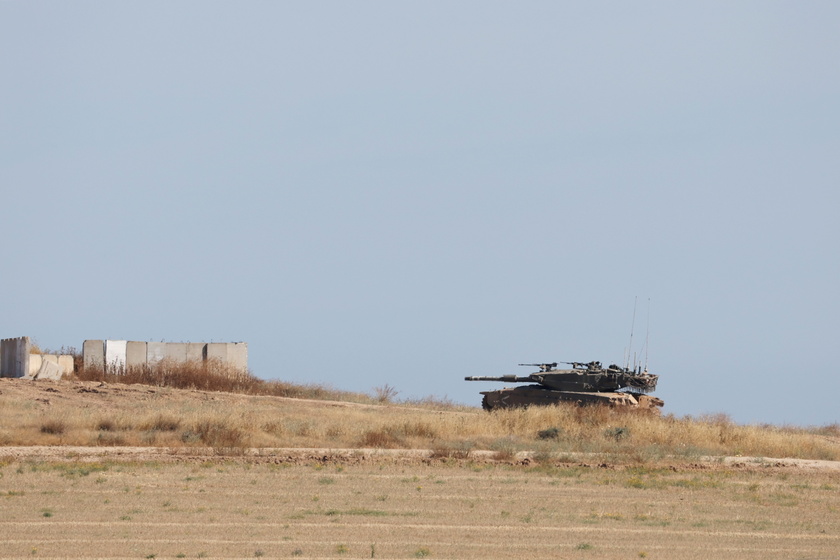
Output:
3,444,840,474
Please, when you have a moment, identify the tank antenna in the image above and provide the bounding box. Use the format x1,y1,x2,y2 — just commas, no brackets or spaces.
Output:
626,296,637,370
644,298,650,372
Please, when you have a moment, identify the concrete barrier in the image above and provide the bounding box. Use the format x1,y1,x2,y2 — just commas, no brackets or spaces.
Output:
187,343,205,362
83,340,104,370
82,340,248,373
1,337,31,378
27,354,74,379
28,354,41,377
126,341,147,367
206,343,227,362
164,343,187,362
147,342,166,364
206,342,248,369
229,342,248,371
58,355,74,374
35,359,63,380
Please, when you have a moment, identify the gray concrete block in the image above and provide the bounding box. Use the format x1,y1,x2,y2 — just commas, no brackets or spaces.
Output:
57,355,74,375
126,341,147,367
165,343,187,363
1,337,30,378
147,342,166,364
186,343,205,363
28,353,43,377
205,343,228,363
228,342,248,371
83,340,105,371
35,359,63,380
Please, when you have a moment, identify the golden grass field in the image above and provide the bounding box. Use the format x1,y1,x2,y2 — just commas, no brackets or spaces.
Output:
1,376,839,559
1,377,838,461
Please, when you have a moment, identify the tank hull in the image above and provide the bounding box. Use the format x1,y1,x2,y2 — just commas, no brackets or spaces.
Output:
480,385,664,412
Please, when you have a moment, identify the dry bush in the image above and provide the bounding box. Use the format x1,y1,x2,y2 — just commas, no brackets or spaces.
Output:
430,440,474,459
357,429,404,448
373,384,399,403
40,419,66,435
192,418,249,453
77,359,258,393
261,421,286,437
95,418,117,432
75,360,375,405
142,414,182,432
489,437,520,461
96,432,127,446
398,421,438,439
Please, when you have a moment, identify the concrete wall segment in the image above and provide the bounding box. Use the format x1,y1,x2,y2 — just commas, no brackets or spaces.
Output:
126,341,147,367
1,337,30,378
28,354,42,377
81,339,247,373
83,340,104,370
186,343,205,362
57,355,74,375
147,342,166,364
104,340,127,371
35,360,63,380
206,343,227,362
229,342,248,371
165,343,187,362
29,354,74,377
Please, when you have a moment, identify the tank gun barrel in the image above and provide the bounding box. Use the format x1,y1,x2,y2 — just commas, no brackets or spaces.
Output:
465,375,533,383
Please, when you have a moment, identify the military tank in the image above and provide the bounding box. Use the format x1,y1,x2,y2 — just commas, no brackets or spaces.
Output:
465,361,663,411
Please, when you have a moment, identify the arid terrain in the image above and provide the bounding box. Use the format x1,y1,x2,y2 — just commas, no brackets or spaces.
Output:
1,377,839,559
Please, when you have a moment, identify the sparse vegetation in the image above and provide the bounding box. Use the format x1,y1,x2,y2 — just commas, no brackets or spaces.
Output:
1,375,839,463
74,360,381,404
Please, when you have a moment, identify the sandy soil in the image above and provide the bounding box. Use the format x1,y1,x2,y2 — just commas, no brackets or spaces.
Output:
1,454,839,559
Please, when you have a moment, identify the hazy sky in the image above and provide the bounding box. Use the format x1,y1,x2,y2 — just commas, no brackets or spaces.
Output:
2,2,838,426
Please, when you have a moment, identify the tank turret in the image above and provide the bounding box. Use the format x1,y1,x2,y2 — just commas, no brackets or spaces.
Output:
465,361,663,411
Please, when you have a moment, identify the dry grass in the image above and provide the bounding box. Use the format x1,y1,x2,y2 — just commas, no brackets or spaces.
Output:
75,360,468,412
1,377,838,463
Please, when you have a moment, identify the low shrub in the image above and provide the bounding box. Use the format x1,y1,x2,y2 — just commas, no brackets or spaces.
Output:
145,415,181,432
194,419,248,453
357,429,404,449
96,419,117,432
430,440,473,459
604,427,630,441
40,419,66,435
537,427,561,440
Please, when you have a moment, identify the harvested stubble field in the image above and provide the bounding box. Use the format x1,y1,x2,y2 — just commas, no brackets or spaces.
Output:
1,377,839,559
